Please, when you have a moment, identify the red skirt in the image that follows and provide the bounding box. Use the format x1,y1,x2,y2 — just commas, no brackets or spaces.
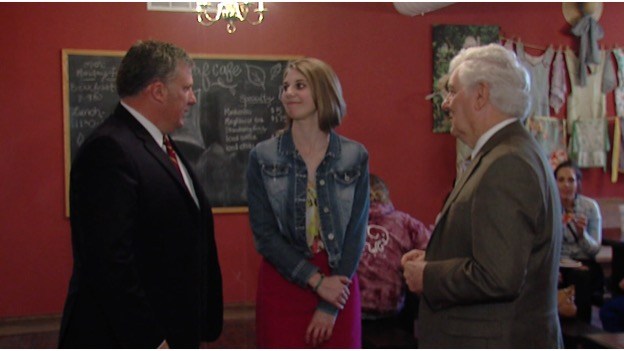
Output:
255,250,361,348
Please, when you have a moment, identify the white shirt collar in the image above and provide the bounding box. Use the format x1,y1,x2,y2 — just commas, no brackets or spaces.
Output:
120,100,165,149
471,118,517,160
120,101,200,207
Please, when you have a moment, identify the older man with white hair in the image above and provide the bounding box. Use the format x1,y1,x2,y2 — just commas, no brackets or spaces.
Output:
402,44,563,348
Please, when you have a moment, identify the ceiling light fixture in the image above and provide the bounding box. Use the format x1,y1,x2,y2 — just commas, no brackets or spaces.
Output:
196,1,267,34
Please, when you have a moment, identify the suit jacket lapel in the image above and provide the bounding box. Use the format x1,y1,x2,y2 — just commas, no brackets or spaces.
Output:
438,151,483,217
169,137,204,211
144,136,190,190
437,120,524,221
115,104,199,210
428,120,526,253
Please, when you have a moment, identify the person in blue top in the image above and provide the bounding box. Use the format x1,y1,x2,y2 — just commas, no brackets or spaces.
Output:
555,159,604,323
246,57,369,348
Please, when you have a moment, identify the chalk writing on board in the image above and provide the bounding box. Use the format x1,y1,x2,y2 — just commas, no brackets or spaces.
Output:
65,54,121,159
64,50,294,212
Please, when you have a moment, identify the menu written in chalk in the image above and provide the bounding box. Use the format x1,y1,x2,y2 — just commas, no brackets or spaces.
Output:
63,49,293,212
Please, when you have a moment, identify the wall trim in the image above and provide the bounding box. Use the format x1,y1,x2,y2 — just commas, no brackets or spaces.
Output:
0,303,255,337
0,314,60,337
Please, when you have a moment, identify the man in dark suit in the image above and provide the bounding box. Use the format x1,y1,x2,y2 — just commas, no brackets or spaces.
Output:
59,40,223,348
402,44,563,348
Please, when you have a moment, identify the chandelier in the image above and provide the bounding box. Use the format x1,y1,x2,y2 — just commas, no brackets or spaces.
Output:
196,1,267,34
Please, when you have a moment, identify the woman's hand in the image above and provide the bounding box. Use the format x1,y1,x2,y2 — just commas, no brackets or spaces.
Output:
573,214,587,235
315,274,351,309
308,273,351,309
305,309,336,347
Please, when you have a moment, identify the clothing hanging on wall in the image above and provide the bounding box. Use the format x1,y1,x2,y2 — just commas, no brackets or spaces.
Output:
613,48,624,116
602,49,617,95
526,116,568,170
571,14,604,86
612,117,624,183
565,48,607,133
516,42,555,118
568,118,610,169
550,48,567,114
502,38,515,52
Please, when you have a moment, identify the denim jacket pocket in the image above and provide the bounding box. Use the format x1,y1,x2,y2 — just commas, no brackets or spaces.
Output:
261,163,290,178
333,168,361,185
330,168,361,222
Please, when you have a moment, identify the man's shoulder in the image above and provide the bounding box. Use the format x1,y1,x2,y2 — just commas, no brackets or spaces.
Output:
83,122,127,151
74,111,143,163
488,124,546,165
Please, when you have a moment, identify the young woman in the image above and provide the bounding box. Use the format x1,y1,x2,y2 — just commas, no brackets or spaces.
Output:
556,160,602,261
246,57,369,348
555,159,603,323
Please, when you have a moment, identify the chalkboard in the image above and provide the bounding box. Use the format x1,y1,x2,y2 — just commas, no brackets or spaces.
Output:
63,49,295,214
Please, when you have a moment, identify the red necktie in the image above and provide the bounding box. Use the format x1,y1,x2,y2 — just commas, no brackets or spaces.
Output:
163,135,183,178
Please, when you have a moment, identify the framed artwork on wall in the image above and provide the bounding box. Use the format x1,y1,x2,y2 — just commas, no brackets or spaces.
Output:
431,24,500,133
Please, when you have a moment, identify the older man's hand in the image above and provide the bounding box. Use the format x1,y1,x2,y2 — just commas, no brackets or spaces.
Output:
401,249,425,265
402,249,427,294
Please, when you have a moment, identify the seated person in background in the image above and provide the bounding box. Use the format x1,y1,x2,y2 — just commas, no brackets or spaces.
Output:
358,174,431,336
600,278,624,332
555,160,604,323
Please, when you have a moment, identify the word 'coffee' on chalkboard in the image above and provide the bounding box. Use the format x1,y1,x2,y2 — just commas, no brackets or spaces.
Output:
63,49,294,213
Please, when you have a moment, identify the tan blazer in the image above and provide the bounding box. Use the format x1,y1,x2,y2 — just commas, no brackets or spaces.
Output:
419,121,563,348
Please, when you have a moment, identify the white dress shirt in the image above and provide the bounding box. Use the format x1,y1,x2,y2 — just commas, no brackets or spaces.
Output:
120,101,199,207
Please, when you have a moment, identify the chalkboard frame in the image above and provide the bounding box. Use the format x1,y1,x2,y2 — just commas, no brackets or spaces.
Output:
62,49,298,216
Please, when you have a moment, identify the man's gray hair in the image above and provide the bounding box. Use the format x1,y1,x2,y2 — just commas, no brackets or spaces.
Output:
449,43,532,121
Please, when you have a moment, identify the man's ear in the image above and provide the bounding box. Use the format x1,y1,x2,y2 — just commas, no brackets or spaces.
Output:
474,82,489,111
147,80,167,103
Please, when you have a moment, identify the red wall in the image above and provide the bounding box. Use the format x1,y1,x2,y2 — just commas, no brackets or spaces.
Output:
2,2,624,318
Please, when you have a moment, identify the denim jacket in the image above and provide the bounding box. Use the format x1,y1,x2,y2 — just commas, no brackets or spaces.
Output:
247,129,370,315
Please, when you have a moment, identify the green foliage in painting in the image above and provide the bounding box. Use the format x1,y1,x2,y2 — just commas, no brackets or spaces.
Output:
431,25,500,133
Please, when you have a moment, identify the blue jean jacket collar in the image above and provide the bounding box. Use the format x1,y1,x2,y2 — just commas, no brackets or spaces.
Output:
277,129,341,159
